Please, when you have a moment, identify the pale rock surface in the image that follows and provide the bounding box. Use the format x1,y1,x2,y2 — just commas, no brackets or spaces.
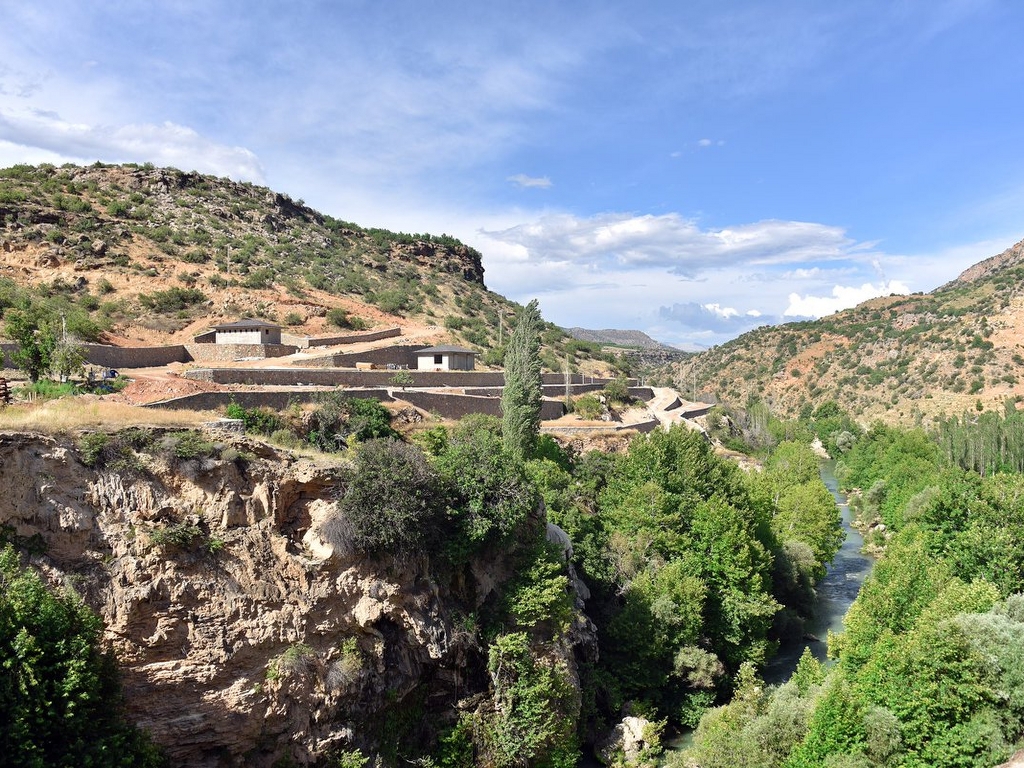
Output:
0,430,594,767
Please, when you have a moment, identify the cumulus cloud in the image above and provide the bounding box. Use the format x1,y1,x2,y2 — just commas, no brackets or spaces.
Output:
507,173,552,189
784,280,911,318
659,301,774,333
483,212,855,277
0,108,265,182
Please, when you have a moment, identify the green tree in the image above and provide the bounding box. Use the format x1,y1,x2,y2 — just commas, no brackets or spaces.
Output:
433,423,537,564
3,306,57,382
0,545,165,767
336,438,444,555
501,299,543,462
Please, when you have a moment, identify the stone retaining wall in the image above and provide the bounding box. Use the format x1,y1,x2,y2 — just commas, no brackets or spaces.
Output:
184,343,298,362
1,342,15,369
1,342,191,370
144,388,394,412
81,343,191,368
397,391,565,420
186,368,505,387
541,418,660,435
300,344,426,369
281,326,402,349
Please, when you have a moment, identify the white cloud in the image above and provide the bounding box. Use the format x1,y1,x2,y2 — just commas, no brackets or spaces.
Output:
483,212,856,277
784,280,911,318
507,173,552,189
0,108,264,182
659,301,775,334
705,303,739,319
698,138,713,147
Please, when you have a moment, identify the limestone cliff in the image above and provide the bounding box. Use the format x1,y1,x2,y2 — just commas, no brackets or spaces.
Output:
0,429,593,766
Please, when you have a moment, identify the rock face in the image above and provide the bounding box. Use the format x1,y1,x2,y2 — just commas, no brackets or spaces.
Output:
596,716,657,766
0,430,568,766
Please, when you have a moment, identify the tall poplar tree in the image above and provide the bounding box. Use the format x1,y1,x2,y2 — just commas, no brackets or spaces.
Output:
501,299,543,462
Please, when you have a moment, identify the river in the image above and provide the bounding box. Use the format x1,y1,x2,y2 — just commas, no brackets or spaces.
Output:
762,460,875,684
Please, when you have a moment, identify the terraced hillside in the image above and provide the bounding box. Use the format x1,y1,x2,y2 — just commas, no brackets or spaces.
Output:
0,162,625,374
670,238,1024,424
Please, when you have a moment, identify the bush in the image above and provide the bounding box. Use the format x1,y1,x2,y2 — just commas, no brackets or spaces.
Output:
337,438,445,555
326,307,355,329
138,287,206,313
602,377,633,404
160,430,216,460
225,402,283,436
573,394,603,420
0,544,167,766
433,425,537,563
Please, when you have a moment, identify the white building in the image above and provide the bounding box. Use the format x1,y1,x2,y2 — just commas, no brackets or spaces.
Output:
415,345,477,371
211,318,283,345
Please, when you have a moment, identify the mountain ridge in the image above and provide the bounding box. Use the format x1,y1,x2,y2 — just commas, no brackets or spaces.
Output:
0,163,626,377
668,236,1024,424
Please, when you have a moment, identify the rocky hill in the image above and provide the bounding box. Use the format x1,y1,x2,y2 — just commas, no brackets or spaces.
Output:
0,163,622,375
0,428,593,767
668,237,1024,424
566,327,672,350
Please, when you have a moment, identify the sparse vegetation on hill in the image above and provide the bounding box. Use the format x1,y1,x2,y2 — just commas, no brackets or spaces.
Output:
0,162,627,376
669,238,1024,424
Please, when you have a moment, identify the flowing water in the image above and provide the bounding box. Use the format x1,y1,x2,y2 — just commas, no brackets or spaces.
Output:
762,460,875,684
662,461,874,753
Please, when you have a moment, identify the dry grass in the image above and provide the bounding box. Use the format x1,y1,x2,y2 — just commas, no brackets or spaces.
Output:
0,398,221,434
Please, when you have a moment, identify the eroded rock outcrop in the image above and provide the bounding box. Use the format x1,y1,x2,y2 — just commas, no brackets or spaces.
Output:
0,430,586,766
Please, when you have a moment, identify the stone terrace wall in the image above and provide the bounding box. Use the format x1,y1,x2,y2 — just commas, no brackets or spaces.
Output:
187,368,510,387
3,342,191,370
185,344,298,362
80,343,191,369
541,418,660,435
0,342,15,369
397,391,565,421
144,388,394,412
301,345,425,368
281,327,402,349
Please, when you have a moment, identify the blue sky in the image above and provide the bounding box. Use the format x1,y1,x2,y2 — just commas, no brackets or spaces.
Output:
1,1,1022,348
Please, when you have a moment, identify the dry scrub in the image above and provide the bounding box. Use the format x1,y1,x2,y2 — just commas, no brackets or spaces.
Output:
0,398,219,433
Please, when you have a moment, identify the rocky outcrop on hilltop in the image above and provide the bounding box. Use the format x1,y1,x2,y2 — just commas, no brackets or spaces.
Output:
0,429,593,766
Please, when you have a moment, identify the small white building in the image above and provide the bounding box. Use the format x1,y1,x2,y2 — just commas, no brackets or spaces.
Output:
415,345,477,371
211,318,283,345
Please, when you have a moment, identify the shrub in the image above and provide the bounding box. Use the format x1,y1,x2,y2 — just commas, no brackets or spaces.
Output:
573,394,603,420
138,287,206,313
225,402,283,436
433,425,537,563
337,438,445,555
149,520,204,550
602,377,633,404
326,307,355,329
161,430,216,460
267,643,316,681
0,544,166,766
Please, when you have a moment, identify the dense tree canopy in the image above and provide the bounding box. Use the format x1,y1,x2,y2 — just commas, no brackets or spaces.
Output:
0,545,164,767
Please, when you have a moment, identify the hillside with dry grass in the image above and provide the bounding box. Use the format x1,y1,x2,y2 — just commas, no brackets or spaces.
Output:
669,238,1024,424
0,162,626,375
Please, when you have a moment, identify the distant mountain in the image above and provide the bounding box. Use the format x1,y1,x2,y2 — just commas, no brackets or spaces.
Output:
567,327,674,350
666,237,1024,424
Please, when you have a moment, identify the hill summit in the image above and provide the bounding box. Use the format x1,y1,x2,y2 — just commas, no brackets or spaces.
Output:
670,236,1024,424
0,162,624,376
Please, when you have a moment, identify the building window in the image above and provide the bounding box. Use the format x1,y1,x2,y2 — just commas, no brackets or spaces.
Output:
434,354,443,365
